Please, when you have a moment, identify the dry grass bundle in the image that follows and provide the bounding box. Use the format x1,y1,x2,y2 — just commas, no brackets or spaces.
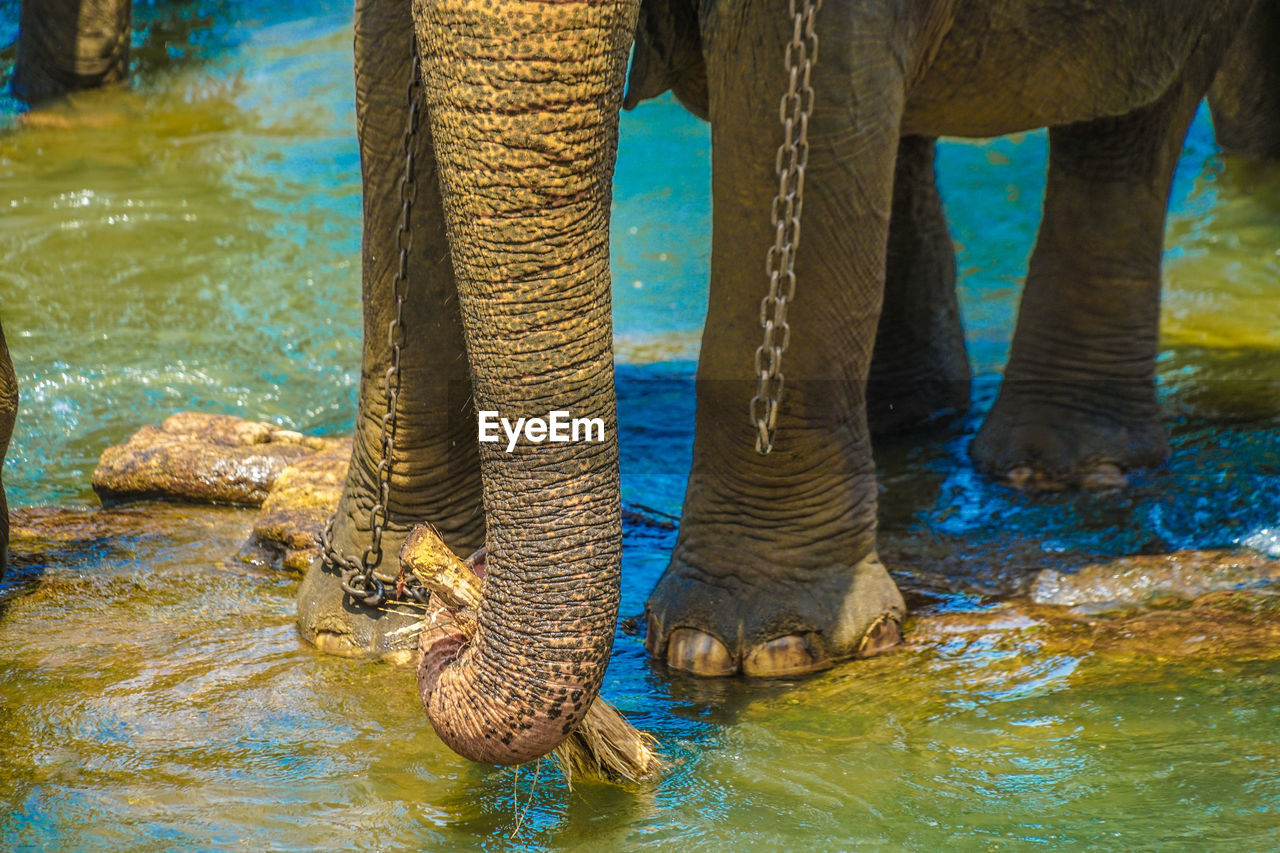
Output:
399,523,663,785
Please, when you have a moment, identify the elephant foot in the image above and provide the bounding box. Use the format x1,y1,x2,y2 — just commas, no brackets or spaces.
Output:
645,553,905,678
295,558,425,666
971,397,1168,491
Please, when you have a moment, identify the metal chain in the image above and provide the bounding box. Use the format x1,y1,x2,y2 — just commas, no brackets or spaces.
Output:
318,43,429,608
750,0,822,455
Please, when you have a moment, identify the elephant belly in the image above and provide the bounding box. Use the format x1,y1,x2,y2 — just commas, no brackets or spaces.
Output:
901,0,1230,138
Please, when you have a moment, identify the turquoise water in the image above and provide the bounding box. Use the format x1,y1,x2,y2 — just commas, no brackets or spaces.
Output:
1,2,1279,848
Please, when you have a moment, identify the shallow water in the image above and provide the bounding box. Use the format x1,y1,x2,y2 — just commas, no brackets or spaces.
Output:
4,506,1278,849
1,2,1279,848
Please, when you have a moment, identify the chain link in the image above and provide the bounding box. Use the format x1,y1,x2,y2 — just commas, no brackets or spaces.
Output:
750,0,822,455
319,42,430,608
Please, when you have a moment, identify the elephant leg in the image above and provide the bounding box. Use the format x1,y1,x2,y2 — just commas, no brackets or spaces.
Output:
12,0,132,104
971,62,1219,490
868,135,971,435
0,320,16,580
644,2,909,678
295,0,483,663
1208,0,1280,161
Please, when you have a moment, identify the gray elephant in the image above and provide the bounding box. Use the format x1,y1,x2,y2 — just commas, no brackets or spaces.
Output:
285,0,1279,771
1208,0,1280,160
11,0,132,103
11,0,227,105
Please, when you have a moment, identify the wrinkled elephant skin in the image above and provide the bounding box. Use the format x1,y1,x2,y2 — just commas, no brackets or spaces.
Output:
0,321,16,580
14,0,1275,774
303,0,1278,713
626,0,1270,677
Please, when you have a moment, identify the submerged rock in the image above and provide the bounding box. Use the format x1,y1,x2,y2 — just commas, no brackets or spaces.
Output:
92,412,339,506
1030,549,1280,609
903,589,1280,663
6,503,255,569
240,439,350,571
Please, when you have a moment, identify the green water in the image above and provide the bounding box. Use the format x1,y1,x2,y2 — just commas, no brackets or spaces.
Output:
3,507,1278,849
2,2,1279,848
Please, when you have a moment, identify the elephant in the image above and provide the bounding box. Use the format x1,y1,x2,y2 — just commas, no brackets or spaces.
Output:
1208,0,1280,160
10,0,229,106
11,0,132,103
283,0,1280,771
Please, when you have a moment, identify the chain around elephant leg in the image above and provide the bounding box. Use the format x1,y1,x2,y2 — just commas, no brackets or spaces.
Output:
751,0,823,455
318,42,430,609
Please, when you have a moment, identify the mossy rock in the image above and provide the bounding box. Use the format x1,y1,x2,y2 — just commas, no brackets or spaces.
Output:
92,412,340,506
240,439,351,572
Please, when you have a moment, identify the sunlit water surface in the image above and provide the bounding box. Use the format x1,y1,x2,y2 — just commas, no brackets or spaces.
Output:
1,1,1278,848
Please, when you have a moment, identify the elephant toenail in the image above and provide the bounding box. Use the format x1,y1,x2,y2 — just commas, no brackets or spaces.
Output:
1006,466,1068,492
742,635,824,678
1081,462,1128,490
313,629,363,658
855,613,902,659
643,614,663,658
1006,466,1034,489
666,628,736,677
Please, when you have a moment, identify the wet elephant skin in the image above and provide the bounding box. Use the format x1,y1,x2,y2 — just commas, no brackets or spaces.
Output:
0,321,16,580
627,0,1268,678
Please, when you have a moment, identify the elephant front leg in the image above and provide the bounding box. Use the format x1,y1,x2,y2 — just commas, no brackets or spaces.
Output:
12,0,132,104
868,135,971,435
0,320,16,580
971,65,1216,490
644,3,907,677
295,0,483,663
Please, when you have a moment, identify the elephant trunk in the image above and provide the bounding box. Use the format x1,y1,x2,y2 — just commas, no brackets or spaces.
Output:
411,0,638,765
0,320,15,579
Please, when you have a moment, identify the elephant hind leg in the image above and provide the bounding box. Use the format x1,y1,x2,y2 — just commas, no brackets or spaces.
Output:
868,135,971,437
1209,0,1280,161
971,58,1221,490
12,0,133,104
625,0,708,118
1,320,17,579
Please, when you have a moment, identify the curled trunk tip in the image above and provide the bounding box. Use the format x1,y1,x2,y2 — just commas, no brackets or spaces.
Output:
402,524,662,782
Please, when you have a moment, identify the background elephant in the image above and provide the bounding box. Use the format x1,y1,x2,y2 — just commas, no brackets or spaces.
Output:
12,0,132,103
11,0,239,105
